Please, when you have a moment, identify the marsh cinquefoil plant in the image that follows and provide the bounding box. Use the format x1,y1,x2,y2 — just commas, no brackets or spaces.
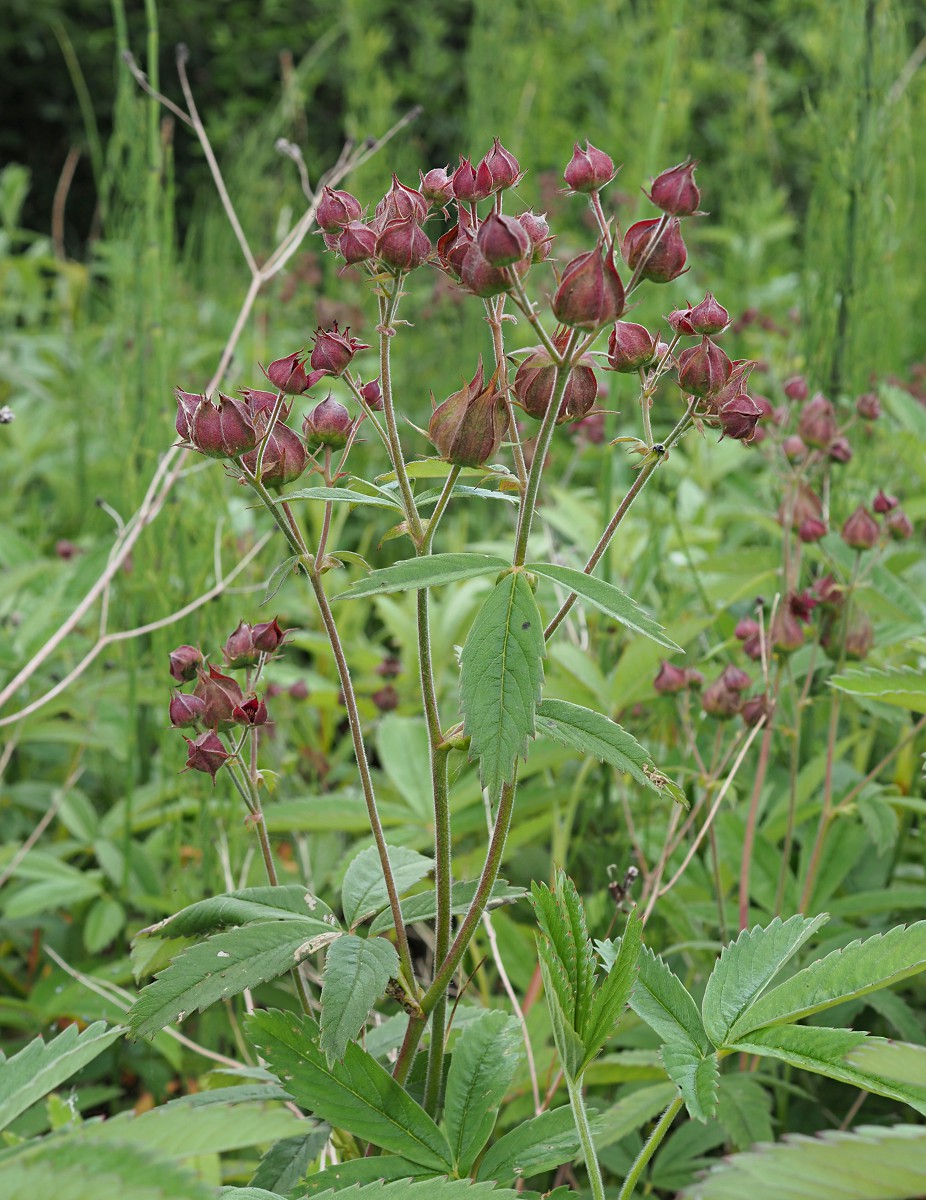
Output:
4,143,925,1200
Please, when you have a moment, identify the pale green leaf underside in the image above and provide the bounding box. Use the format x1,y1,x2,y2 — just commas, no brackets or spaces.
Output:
525,561,681,650
247,1010,453,1172
661,1043,719,1122
444,1010,522,1174
630,945,711,1055
334,553,506,600
320,935,399,1062
341,845,433,929
460,571,545,794
728,920,926,1039
535,699,658,790
0,1021,124,1133
829,666,926,712
680,1123,926,1200
368,880,524,935
702,914,829,1046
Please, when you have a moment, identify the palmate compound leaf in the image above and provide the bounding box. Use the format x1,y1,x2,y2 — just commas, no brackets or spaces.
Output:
128,920,341,1040
461,569,545,796
701,914,829,1047
727,919,926,1040
319,934,399,1063
0,1021,124,1133
246,1010,454,1172
340,845,433,929
680,1123,926,1200
443,1009,523,1174
334,553,507,601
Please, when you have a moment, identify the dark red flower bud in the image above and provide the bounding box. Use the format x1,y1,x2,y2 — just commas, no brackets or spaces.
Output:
419,166,454,204
770,606,805,654
856,392,881,420
741,696,770,727
436,221,475,279
253,617,289,653
606,322,657,373
688,292,730,335
789,590,818,623
563,141,615,193
289,679,309,700
337,221,377,265
783,375,809,402
239,388,287,420
372,684,400,712
742,632,764,661
780,483,823,530
552,241,625,330
303,395,353,450
190,394,259,459
572,411,605,443
518,211,554,263
317,186,362,232
377,656,402,678
169,644,204,683
685,668,705,689
813,574,843,608
677,337,733,398
477,212,530,267
719,392,762,442
827,436,852,464
841,506,879,551
720,664,752,692
752,393,774,420
702,677,741,719
667,306,697,336
232,695,270,726
886,508,913,540
843,611,874,661
380,175,429,223
264,352,312,396
241,424,308,487
782,434,807,462
359,378,383,410
653,660,688,694
169,690,206,727
622,218,688,283
182,730,230,782
513,342,598,421
223,621,260,668
647,159,701,216
872,489,898,514
460,241,514,297
799,517,828,543
310,323,369,377
452,156,491,203
735,617,759,641
428,361,509,467
481,138,521,191
194,664,245,728
375,217,432,272
56,540,79,560
474,157,494,199
798,393,837,448
175,388,204,441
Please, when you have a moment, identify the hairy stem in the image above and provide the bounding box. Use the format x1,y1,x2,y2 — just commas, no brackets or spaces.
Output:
618,1096,683,1199
566,1073,606,1200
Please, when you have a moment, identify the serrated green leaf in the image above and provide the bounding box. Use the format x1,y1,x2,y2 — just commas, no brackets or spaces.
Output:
79,1099,306,1157
829,666,926,712
368,880,524,935
629,946,711,1055
534,699,660,790
376,461,512,483
310,1183,523,1199
661,1043,719,1123
594,1081,678,1148
302,1158,435,1193
538,946,586,1079
727,1026,926,1115
443,1010,522,1173
0,1021,124,1133
137,885,337,939
128,921,340,1039
320,935,398,1062
279,486,404,510
526,562,681,650
247,1010,453,1171
0,1138,212,1200
341,845,433,929
715,1075,773,1151
580,907,642,1072
728,920,926,1039
222,1190,287,1200
856,794,899,855
475,1104,600,1184
251,1127,329,1194
702,914,829,1047
680,1123,926,1200
334,553,506,600
461,571,545,794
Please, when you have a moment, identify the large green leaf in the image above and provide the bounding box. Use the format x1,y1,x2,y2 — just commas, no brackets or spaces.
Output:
128,921,340,1039
334,553,506,600
368,880,524,935
534,699,658,790
303,1158,436,1193
443,1009,522,1174
681,1123,926,1200
137,885,337,939
319,935,399,1062
309,1182,523,1199
829,666,926,712
247,1011,453,1172
526,562,681,650
77,1100,306,1157
280,486,404,510
702,914,829,1047
251,1128,331,1193
475,1104,598,1184
0,1021,124,1133
728,921,926,1039
341,845,433,929
628,946,711,1056
580,907,642,1072
727,1025,926,1115
0,1139,211,1200
460,571,545,795
660,1043,719,1123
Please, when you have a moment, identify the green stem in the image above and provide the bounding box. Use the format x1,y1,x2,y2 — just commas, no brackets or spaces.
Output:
378,281,423,542
618,1096,684,1200
485,295,527,489
566,1073,606,1200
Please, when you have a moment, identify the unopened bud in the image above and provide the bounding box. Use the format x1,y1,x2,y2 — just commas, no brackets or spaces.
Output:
607,322,657,373
223,621,260,668
702,677,741,719
419,166,454,204
647,159,701,216
190,394,259,459
689,292,730,335
518,211,554,263
264,352,312,396
841,506,879,551
317,186,362,232
242,424,308,487
872,489,898,514
677,337,732,398
253,617,289,653
372,684,400,712
782,434,807,462
827,436,852,464
799,517,827,543
886,508,913,540
169,644,203,683
741,696,770,727
477,212,530,267
481,138,521,191
169,691,206,727
337,221,376,265
856,392,881,420
429,362,509,467
552,241,625,330
798,393,837,448
303,395,353,450
194,665,245,728
359,378,383,410
653,660,688,694
622,218,688,283
375,217,432,272
310,323,369,377
563,141,616,193
719,392,762,442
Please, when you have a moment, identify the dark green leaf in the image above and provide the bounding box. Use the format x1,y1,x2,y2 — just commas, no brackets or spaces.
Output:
475,1105,601,1184
302,1158,435,1193
829,666,926,712
444,1010,522,1173
368,880,525,935
280,487,403,510
629,946,711,1055
534,699,659,790
251,1128,329,1194
334,554,506,600
580,907,642,1072
341,845,433,929
661,1043,719,1123
137,885,337,939
715,1075,773,1151
320,935,399,1063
